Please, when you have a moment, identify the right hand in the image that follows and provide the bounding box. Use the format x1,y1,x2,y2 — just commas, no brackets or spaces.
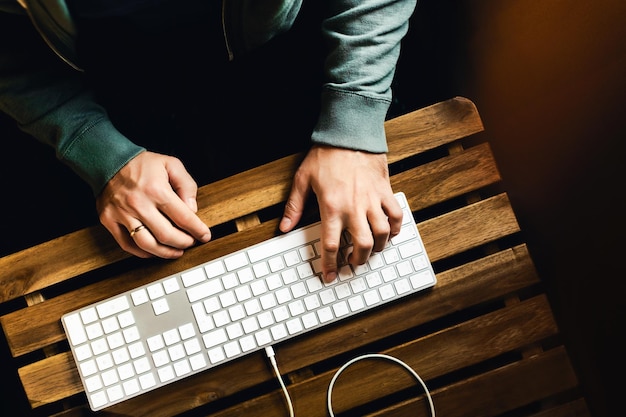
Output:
96,151,212,259
279,145,403,283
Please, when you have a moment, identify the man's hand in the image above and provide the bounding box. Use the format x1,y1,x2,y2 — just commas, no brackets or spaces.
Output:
96,151,211,259
279,145,403,283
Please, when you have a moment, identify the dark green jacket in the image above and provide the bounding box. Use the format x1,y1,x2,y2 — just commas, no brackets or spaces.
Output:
0,0,416,195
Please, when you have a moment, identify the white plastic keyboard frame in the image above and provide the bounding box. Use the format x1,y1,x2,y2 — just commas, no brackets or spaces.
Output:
61,192,436,411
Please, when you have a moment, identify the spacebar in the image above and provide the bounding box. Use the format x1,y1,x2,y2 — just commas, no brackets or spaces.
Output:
248,223,321,263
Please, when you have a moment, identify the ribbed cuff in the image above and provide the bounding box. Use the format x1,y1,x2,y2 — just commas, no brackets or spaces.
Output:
61,118,145,196
311,87,390,153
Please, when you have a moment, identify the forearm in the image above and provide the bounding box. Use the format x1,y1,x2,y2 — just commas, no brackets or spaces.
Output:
312,0,417,153
0,13,144,195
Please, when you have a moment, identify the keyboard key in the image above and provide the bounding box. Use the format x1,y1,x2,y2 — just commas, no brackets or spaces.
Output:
158,365,175,382
184,338,201,355
268,256,285,272
286,318,303,334
222,273,238,289
242,317,259,334
128,341,145,359
117,311,135,328
348,295,365,312
80,308,98,325
134,357,151,374
208,347,226,364
181,268,206,287
203,329,227,349
252,262,270,278
96,296,130,319
318,306,333,323
139,373,156,390
187,279,222,303
302,312,318,329
123,379,140,396
255,329,272,346
130,289,149,306
85,375,103,392
163,329,181,346
204,261,226,279
147,335,164,352
117,362,134,379
238,267,255,283
174,359,191,376
86,322,104,340
75,344,92,361
240,335,257,352
175,324,193,341
224,252,248,271
122,326,140,343
147,283,164,300
189,353,207,370
411,270,436,288
64,313,88,346
152,298,170,315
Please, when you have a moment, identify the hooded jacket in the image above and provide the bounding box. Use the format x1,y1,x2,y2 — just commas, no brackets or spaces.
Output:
0,0,416,195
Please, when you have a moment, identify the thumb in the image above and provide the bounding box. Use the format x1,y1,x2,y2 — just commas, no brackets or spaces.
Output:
280,181,310,233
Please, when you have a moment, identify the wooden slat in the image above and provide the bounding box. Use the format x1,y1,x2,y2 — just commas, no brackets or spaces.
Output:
390,142,501,211
383,96,484,162
17,243,540,410
3,191,519,358
419,193,520,261
361,348,582,417
170,295,560,417
0,97,483,304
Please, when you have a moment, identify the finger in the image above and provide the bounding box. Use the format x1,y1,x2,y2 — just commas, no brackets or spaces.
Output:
163,160,211,242
129,220,185,259
139,202,199,249
101,216,153,258
319,216,343,283
368,206,393,253
279,176,311,233
102,201,187,259
346,215,375,266
153,191,211,245
382,193,404,238
166,157,200,213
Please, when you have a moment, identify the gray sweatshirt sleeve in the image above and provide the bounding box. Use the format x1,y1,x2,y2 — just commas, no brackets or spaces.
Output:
312,0,417,153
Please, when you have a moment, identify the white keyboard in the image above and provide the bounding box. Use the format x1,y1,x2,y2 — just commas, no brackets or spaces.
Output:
62,192,436,411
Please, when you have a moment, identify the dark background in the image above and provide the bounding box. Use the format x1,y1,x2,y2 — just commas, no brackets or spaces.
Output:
2,1,625,416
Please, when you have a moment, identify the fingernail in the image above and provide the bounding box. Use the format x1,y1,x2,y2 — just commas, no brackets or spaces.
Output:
279,217,291,232
199,232,211,243
325,272,337,282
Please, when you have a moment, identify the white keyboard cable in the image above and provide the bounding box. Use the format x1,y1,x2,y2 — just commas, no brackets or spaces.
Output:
266,347,435,417
326,353,436,417
265,346,295,417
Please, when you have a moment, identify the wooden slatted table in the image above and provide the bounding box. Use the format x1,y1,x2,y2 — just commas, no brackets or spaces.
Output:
0,97,590,416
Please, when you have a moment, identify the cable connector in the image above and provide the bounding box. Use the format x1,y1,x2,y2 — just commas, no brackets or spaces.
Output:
265,345,294,417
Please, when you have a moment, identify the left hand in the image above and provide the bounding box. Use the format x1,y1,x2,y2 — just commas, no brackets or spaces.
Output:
96,151,211,259
279,145,403,283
